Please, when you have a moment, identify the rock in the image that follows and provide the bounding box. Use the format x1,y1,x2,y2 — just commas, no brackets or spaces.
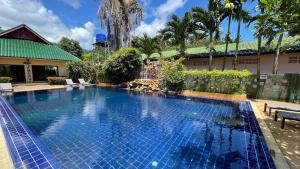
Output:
128,79,162,92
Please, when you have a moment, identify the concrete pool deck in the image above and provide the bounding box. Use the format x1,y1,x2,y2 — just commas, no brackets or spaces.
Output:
0,125,14,169
13,83,67,92
252,100,300,169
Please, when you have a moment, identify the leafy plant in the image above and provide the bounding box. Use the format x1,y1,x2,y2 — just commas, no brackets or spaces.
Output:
47,77,66,85
103,47,142,84
66,61,98,83
0,77,12,83
132,33,161,59
160,12,199,57
58,37,83,59
158,58,186,91
183,69,251,94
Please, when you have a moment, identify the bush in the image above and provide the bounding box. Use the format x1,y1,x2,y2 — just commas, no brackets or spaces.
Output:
47,77,66,85
97,69,110,83
158,58,186,91
103,47,142,84
66,61,98,83
183,69,251,94
0,77,12,83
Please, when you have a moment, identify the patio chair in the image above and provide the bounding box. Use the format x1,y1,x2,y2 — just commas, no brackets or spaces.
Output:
78,78,89,85
264,103,300,116
0,83,14,93
65,79,78,86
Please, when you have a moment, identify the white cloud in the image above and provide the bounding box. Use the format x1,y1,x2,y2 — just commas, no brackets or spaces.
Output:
0,0,95,49
134,19,165,37
134,0,187,37
70,22,96,49
61,0,81,9
156,0,186,17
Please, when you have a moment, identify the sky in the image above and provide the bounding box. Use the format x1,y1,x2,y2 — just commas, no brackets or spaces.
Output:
0,0,258,50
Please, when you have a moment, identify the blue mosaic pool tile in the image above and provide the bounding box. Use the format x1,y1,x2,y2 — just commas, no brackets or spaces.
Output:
0,95,61,169
1,87,278,169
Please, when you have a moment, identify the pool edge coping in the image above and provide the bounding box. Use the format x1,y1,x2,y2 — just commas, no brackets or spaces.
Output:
250,101,290,169
0,95,62,169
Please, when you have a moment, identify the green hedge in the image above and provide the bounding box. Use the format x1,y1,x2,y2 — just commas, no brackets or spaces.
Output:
183,70,251,94
0,77,12,83
47,77,66,85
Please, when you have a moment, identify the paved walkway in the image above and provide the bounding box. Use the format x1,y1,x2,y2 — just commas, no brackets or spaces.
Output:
13,84,67,92
0,124,14,169
252,100,300,169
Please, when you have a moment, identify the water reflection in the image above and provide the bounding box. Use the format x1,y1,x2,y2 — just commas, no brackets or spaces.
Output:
6,87,274,169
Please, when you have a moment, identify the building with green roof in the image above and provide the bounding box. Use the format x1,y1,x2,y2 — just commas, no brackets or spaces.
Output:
144,36,300,74
0,24,80,83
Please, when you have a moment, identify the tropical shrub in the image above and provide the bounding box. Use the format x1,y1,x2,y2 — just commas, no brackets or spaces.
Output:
158,58,186,91
184,69,251,94
97,69,110,83
0,77,12,83
103,47,142,84
66,61,98,83
47,77,66,85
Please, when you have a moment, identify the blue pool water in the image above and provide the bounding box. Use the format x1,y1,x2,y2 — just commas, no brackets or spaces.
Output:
6,87,275,169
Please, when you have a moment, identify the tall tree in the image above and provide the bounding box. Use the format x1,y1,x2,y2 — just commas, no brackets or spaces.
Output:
133,33,161,59
222,0,249,70
58,37,83,59
191,0,226,70
160,13,197,57
260,0,299,74
98,0,142,50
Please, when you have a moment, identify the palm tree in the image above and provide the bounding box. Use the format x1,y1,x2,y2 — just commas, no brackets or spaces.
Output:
222,0,249,71
232,0,253,70
98,0,142,50
119,0,143,46
160,13,195,57
232,0,242,70
260,0,298,74
191,0,226,71
135,33,162,59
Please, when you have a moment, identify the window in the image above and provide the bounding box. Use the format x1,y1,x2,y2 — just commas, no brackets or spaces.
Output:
193,61,209,66
289,56,300,63
236,58,258,65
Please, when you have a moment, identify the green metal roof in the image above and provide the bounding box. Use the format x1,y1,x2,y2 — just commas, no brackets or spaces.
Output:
0,38,80,61
142,36,300,59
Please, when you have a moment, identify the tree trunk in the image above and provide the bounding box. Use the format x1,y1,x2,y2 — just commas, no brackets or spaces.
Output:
222,14,232,71
257,36,262,76
273,33,283,74
209,31,213,71
114,20,121,51
233,4,242,70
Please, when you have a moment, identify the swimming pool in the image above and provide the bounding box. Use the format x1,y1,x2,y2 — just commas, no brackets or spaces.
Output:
3,87,275,169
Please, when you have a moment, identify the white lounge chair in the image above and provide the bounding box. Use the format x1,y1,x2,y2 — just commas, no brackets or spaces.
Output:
0,83,14,93
65,79,78,86
78,78,89,85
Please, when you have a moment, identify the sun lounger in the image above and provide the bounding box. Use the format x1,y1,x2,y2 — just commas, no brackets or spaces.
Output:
78,78,89,85
0,83,14,93
66,79,78,86
274,110,300,129
264,103,300,116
